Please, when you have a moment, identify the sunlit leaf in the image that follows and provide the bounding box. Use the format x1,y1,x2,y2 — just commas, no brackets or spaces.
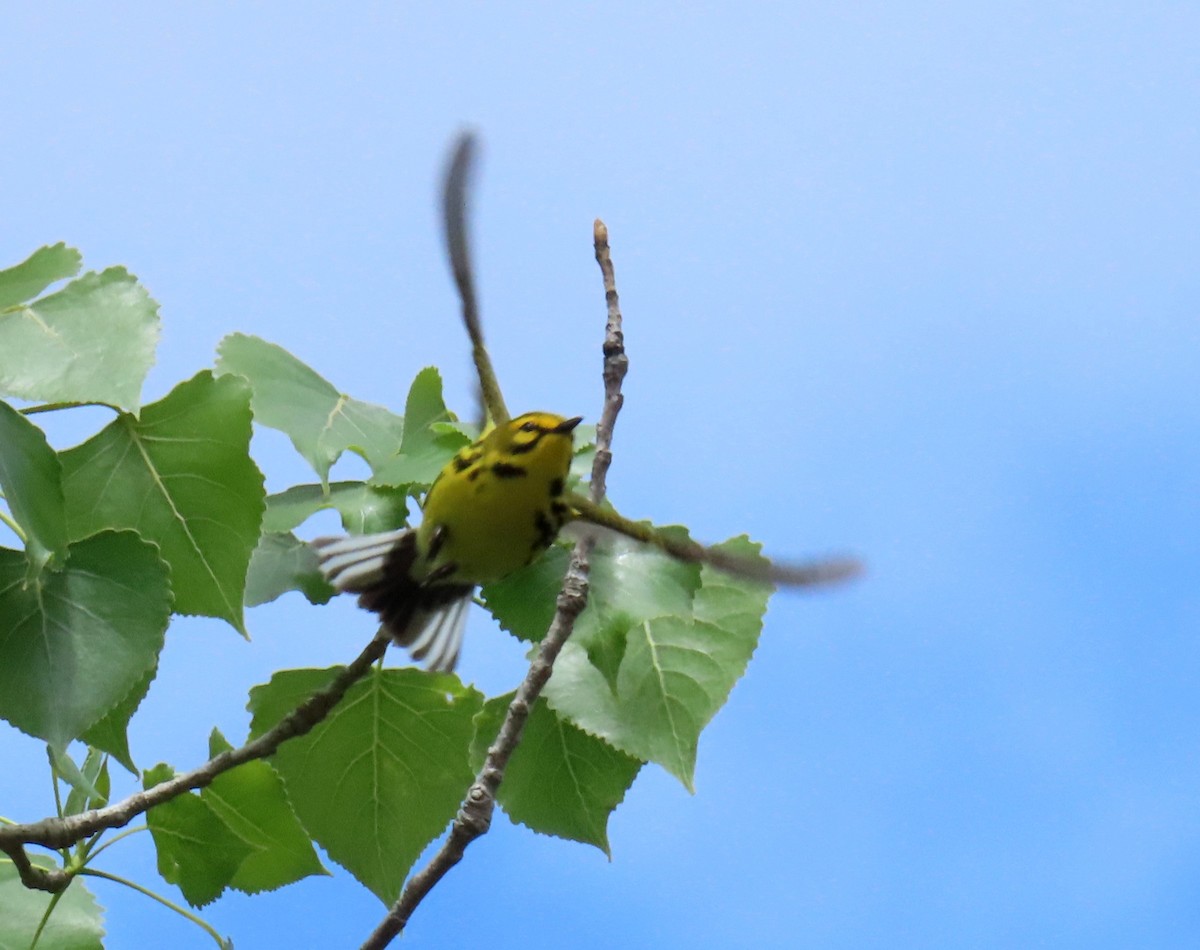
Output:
81,667,154,775
60,371,263,634
248,666,482,903
262,481,408,535
62,746,111,817
369,367,469,489
479,544,573,643
215,333,404,484
0,398,67,571
144,762,254,908
0,854,104,950
0,242,81,309
0,263,159,410
245,532,333,607
483,528,700,686
471,693,641,853
202,730,328,894
0,531,170,747
543,537,770,790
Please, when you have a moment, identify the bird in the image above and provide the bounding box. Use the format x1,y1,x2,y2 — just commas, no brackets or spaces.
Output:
313,133,858,672
313,411,582,672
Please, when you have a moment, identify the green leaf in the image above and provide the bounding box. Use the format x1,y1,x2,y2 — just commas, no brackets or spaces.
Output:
47,744,105,816
201,729,328,894
62,746,111,817
0,264,159,410
248,666,482,903
0,243,82,309
480,545,572,643
483,530,700,686
215,333,404,484
543,536,770,791
263,481,409,535
568,424,597,485
432,418,479,442
60,371,264,634
0,854,104,950
369,367,470,489
470,694,641,854
692,536,773,629
571,533,701,686
245,532,334,607
144,762,254,908
81,666,154,774
250,481,409,607
0,531,170,747
0,398,67,570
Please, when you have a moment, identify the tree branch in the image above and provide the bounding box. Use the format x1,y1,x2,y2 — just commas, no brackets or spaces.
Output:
573,221,863,588
591,219,628,502
0,633,390,892
360,218,630,950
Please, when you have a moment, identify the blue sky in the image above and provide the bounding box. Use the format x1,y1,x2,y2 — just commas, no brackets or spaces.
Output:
2,3,1198,947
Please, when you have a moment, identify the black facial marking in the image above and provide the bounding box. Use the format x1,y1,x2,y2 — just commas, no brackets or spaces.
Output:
468,466,483,481
509,429,547,454
549,476,564,497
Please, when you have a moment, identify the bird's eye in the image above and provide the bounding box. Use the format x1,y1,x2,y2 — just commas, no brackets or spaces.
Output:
519,421,539,432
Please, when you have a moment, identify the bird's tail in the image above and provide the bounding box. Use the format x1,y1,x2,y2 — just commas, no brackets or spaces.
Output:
312,530,473,672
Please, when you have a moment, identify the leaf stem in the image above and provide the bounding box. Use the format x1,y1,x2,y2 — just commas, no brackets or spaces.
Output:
79,868,230,948
47,751,65,822
28,888,66,950
0,506,26,543
19,401,122,416
79,824,147,863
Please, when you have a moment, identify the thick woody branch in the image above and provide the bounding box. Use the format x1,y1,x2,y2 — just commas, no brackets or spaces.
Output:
360,219,629,950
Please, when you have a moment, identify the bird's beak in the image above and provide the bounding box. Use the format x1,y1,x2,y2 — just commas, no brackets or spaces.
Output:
556,416,584,434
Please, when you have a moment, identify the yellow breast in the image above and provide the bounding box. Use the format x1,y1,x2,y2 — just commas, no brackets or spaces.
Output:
417,412,580,585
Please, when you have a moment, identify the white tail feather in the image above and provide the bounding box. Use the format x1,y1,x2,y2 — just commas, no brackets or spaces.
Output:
311,529,471,672
312,530,411,592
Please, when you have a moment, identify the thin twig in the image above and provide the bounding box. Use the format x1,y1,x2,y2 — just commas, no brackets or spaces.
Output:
79,868,230,947
443,131,509,426
359,219,630,950
0,634,389,893
591,219,627,502
19,401,122,416
574,223,862,587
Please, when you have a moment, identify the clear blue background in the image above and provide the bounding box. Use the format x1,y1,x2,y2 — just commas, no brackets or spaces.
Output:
2,3,1198,947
